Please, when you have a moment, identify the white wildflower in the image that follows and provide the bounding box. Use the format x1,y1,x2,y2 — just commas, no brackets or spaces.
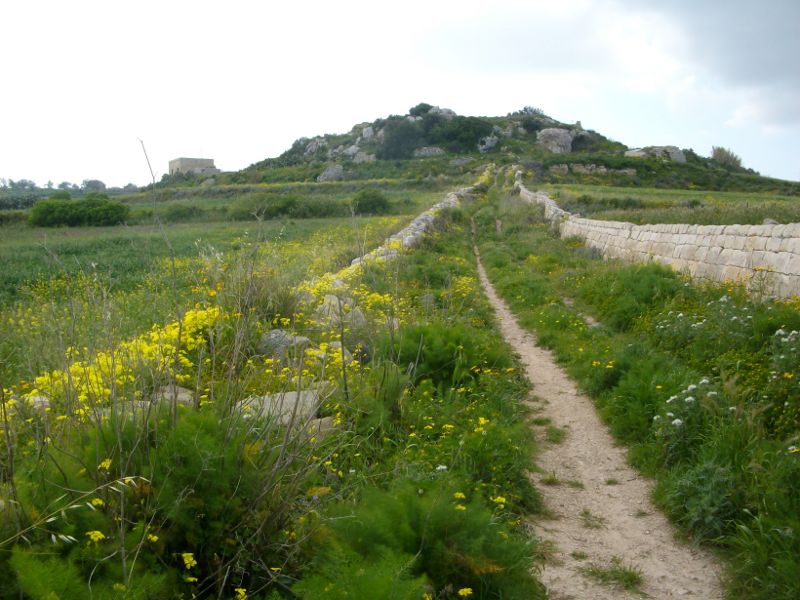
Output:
685,396,695,404
435,465,448,471
671,418,683,426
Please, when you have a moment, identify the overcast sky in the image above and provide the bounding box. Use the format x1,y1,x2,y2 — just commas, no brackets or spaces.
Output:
2,0,798,187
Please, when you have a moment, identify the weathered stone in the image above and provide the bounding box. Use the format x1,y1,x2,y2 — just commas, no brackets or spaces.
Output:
343,307,367,328
478,135,499,154
413,146,446,158
624,146,686,163
26,395,51,411
450,158,474,167
239,389,320,425
317,164,344,182
763,218,779,225
342,144,360,157
537,128,574,153
317,294,355,319
353,152,375,163
153,385,194,406
549,164,569,175
257,329,311,357
361,126,374,140
201,177,215,187
428,106,456,119
304,139,325,155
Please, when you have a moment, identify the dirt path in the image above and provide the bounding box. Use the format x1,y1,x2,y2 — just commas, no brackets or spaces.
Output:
473,242,724,599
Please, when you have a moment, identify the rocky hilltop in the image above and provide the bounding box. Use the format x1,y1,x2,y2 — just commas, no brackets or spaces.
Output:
166,103,796,195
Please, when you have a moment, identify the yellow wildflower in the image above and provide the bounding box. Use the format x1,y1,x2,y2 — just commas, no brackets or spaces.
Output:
458,588,473,597
85,530,106,543
182,552,197,569
453,492,466,500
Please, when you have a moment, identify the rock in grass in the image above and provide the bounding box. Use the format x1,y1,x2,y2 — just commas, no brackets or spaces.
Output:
317,164,344,182
239,389,320,425
152,385,195,406
257,329,311,357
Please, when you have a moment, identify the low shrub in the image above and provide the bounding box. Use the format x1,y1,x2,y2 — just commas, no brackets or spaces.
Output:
352,189,390,215
29,193,129,227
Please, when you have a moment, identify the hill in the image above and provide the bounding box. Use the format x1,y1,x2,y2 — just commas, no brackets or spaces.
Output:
155,104,799,195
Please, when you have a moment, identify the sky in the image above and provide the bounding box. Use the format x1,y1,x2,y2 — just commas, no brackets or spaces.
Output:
1,0,798,187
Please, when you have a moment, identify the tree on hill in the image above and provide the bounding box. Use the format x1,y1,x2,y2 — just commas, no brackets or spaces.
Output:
409,103,433,117
711,146,743,171
376,119,424,159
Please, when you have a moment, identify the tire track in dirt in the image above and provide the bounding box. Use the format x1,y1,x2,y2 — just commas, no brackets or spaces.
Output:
472,236,724,599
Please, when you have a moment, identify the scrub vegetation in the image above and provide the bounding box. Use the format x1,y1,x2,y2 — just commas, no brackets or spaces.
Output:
474,177,800,600
1,102,799,598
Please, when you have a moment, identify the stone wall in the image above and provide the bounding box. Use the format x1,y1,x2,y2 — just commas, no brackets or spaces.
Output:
515,175,800,298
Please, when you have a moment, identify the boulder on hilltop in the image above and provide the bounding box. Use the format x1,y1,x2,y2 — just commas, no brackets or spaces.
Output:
625,145,686,163
537,128,574,154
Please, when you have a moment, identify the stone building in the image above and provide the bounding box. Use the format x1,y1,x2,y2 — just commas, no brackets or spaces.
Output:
168,157,220,176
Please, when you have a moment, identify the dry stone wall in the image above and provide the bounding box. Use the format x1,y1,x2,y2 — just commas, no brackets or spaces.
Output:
515,174,800,298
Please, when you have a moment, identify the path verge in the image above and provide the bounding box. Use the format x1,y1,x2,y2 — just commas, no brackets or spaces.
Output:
472,231,724,600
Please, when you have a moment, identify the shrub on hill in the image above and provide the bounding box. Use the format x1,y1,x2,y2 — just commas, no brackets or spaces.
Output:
428,116,494,153
352,189,390,214
376,118,424,159
28,193,129,227
711,146,743,171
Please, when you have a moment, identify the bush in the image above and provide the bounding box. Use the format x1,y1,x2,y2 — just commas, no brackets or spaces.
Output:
428,116,494,153
29,193,129,227
352,189,390,215
376,119,424,159
408,102,433,117
712,146,743,171
299,479,545,599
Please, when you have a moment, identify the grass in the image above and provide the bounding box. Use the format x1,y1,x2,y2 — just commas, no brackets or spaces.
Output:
580,556,644,592
475,178,800,600
544,183,800,224
579,509,606,529
541,472,560,486
0,182,550,599
545,425,567,443
605,478,620,485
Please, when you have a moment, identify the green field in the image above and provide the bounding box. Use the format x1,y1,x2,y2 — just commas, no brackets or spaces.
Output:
0,183,448,386
542,182,800,224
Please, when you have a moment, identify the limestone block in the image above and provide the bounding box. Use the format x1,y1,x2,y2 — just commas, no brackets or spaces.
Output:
782,223,800,237
769,252,793,274
778,237,800,254
765,237,783,252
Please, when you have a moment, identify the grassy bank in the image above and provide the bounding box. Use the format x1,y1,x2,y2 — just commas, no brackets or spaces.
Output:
543,183,800,224
474,179,800,599
0,188,546,598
